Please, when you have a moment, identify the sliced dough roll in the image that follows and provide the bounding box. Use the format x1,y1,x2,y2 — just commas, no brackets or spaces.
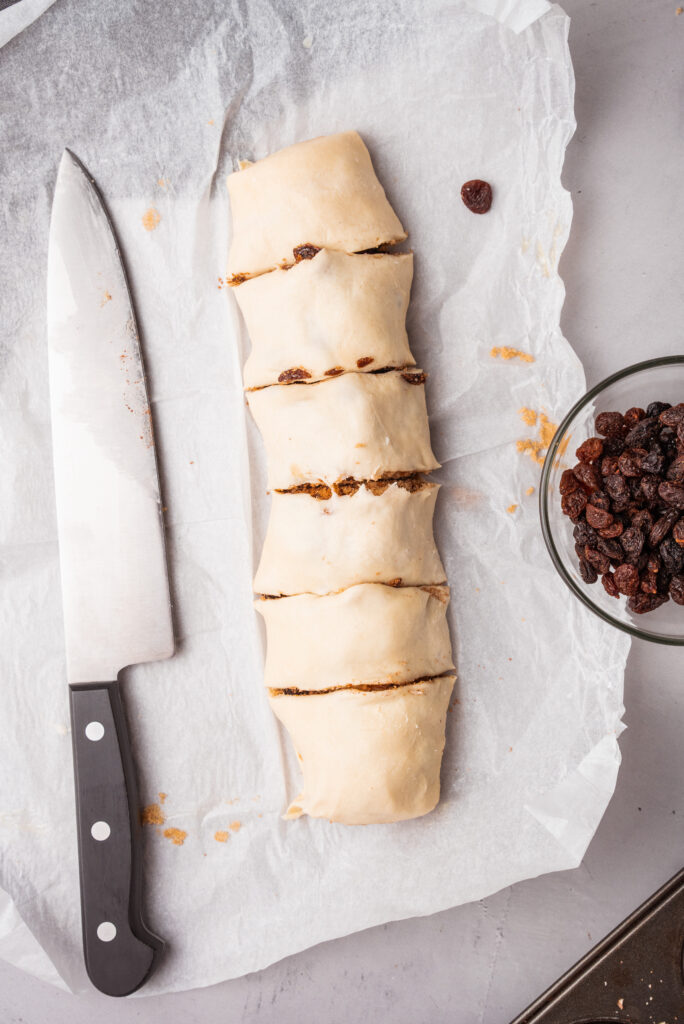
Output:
227,131,406,279
270,676,455,825
254,481,445,596
247,370,439,490
258,583,454,690
237,250,415,388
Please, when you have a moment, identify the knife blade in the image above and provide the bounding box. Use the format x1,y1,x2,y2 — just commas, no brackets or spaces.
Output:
47,149,174,997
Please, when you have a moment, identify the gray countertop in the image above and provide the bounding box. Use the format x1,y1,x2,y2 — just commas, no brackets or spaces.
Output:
2,0,683,1020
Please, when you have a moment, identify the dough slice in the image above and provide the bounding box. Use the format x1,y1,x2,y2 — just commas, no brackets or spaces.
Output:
270,676,456,825
237,250,415,388
254,481,445,596
227,131,406,278
247,370,439,490
258,583,454,690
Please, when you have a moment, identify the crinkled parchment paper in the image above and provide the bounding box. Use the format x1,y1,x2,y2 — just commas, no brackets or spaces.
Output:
0,0,629,994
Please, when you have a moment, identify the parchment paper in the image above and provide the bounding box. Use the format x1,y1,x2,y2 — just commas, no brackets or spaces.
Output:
0,0,630,995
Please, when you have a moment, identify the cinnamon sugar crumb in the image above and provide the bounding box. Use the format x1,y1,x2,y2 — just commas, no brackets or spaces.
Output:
507,504,518,514
491,346,534,363
142,207,161,232
141,803,165,826
526,486,535,496
519,407,537,426
100,290,112,306
214,830,229,843
158,792,167,804
229,821,241,832
163,827,187,846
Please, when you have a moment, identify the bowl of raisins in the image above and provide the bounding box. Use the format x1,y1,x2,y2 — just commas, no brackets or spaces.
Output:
540,356,684,644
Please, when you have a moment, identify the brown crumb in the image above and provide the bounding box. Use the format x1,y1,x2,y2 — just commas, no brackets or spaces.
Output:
142,207,161,232
214,830,229,843
228,273,248,286
163,827,187,846
401,370,427,386
491,346,534,363
677,6,683,13
141,803,165,826
158,792,167,803
387,578,402,587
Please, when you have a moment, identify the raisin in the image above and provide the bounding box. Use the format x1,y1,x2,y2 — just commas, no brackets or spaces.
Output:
621,526,645,560
597,537,624,562
674,519,684,546
618,447,647,477
579,558,598,584
647,551,662,575
599,520,624,539
628,592,668,614
649,515,675,547
624,407,646,425
625,417,659,448
639,474,660,504
666,455,684,483
614,563,640,596
670,575,684,605
647,401,671,418
658,481,684,509
293,244,321,262
660,538,684,574
585,547,611,574
576,437,603,463
356,356,375,368
602,573,620,598
560,468,580,495
640,572,659,594
601,455,620,476
586,504,613,529
677,420,684,450
604,474,629,504
590,489,611,511
324,366,344,377
603,436,626,457
660,404,684,427
401,371,427,385
278,367,312,383
641,451,665,475
573,462,601,493
574,521,598,546
595,411,627,437
461,179,493,214
562,489,587,518
630,509,653,532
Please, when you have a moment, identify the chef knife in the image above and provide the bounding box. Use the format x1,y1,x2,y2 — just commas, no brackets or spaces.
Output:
47,150,174,997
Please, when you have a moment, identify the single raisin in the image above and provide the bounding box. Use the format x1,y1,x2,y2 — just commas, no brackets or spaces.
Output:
669,575,684,605
590,489,611,511
562,489,588,518
560,469,580,495
660,538,684,574
647,401,671,419
576,437,604,463
677,420,684,450
597,537,624,562
625,417,659,448
461,179,493,214
624,407,646,425
595,411,626,437
614,563,640,596
618,447,647,477
639,474,661,504
621,526,645,559
660,404,684,427
602,436,626,456
599,520,624,539
586,504,613,529
641,451,665,475
573,462,601,493
579,558,598,584
278,367,312,383
649,514,676,547
604,474,629,504
666,455,684,483
356,356,375,368
630,508,654,532
574,521,598,546
647,550,662,575
585,547,611,574
628,592,668,614
640,572,659,595
659,481,684,509
602,572,620,598
601,455,620,476
401,371,427,385
673,519,684,546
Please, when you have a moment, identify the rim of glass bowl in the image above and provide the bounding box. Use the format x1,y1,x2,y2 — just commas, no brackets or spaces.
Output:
539,355,684,646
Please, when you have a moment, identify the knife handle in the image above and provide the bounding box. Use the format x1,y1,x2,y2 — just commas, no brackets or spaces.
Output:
69,681,164,996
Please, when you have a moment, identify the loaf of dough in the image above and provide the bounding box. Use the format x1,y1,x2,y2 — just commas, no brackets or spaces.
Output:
258,583,453,690
253,481,445,596
237,250,415,388
227,131,406,278
247,370,440,490
269,676,455,825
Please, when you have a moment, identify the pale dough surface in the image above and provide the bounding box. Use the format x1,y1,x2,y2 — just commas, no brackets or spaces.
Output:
269,676,456,825
254,482,445,596
247,370,440,490
257,583,454,690
227,131,406,278
237,250,415,388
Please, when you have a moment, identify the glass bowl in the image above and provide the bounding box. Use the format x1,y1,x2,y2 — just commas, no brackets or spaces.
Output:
540,355,684,645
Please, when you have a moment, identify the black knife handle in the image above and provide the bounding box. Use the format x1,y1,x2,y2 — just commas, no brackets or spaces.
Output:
69,681,164,996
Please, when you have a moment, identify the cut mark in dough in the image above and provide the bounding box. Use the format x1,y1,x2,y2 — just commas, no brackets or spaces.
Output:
276,474,432,501
269,672,455,697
